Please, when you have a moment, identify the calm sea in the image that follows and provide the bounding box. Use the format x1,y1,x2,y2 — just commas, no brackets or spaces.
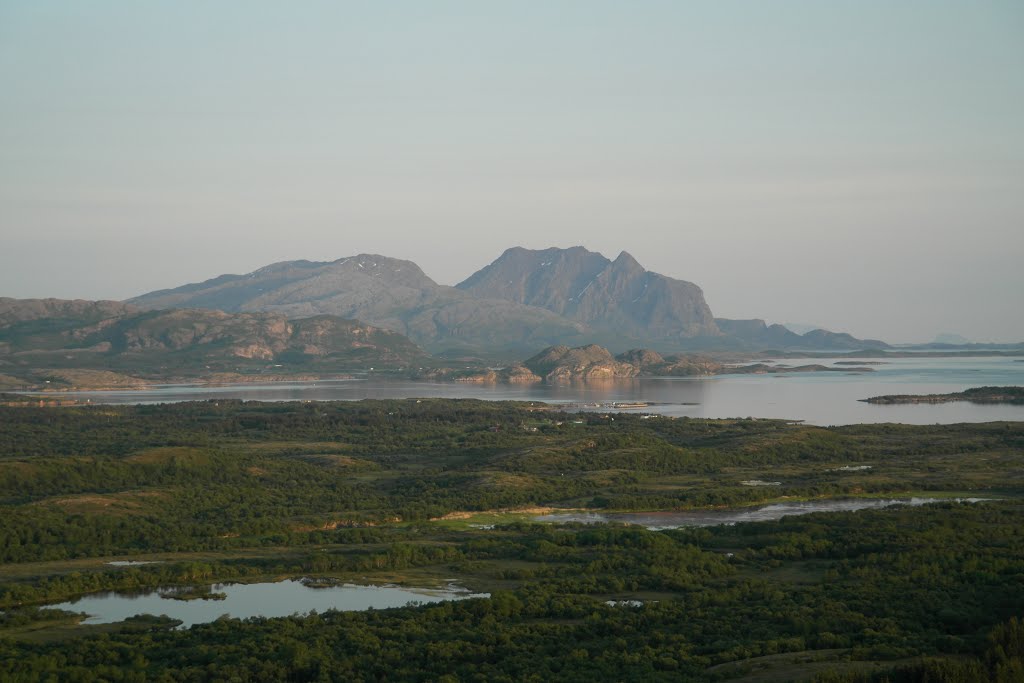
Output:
51,356,1024,426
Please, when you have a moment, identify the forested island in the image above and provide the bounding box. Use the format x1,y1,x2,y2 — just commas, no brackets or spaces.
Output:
862,386,1024,405
1,399,1022,681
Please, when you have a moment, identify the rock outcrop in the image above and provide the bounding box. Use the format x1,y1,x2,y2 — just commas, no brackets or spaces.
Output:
524,344,640,382
0,299,427,379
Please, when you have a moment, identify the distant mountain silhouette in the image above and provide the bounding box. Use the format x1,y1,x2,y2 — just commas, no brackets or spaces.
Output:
715,318,888,350
129,255,587,354
128,248,886,353
456,246,719,341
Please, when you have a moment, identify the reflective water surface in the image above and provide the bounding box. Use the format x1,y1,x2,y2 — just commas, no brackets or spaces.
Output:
51,580,488,628
52,356,1024,425
535,497,990,529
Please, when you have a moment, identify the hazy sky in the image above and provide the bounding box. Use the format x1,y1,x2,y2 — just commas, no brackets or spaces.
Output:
2,1,1022,343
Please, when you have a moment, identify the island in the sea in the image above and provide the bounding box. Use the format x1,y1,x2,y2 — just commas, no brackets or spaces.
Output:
861,386,1024,405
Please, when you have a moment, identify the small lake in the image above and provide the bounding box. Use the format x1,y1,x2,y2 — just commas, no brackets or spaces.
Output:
534,497,989,529
45,356,1024,425
50,580,488,628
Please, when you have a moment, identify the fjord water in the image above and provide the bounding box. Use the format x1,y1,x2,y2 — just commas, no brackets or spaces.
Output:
59,356,1024,425
51,580,488,628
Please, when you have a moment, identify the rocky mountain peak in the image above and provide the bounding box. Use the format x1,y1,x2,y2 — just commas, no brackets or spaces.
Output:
611,250,643,273
334,253,429,274
129,254,589,354
457,246,719,342
125,247,885,354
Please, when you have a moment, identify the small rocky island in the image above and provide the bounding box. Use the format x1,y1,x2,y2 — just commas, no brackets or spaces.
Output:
422,345,877,384
861,386,1024,405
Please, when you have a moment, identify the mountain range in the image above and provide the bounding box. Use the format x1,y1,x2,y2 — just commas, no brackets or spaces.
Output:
130,255,588,355
129,247,886,354
456,247,718,340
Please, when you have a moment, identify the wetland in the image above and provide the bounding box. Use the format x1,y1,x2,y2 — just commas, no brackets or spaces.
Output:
1,398,1022,681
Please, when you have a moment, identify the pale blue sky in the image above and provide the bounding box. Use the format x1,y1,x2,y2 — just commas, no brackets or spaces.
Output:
2,1,1022,342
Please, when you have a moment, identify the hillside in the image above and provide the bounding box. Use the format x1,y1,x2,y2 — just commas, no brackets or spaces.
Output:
0,297,137,328
129,255,588,354
457,247,720,342
523,344,640,382
0,299,427,389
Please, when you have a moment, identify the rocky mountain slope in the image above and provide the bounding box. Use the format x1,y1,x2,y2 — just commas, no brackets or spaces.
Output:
456,247,720,342
127,248,887,353
129,255,587,354
523,344,640,382
0,299,426,387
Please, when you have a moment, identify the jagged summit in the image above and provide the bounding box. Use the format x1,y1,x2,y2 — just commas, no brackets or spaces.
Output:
127,247,885,353
456,246,720,341
129,255,587,354
611,250,642,269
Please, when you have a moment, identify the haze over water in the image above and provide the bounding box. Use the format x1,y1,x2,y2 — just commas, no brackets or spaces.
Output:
57,356,1024,426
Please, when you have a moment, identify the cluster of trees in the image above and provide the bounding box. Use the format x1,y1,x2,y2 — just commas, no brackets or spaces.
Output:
2,400,1021,565
1,503,1023,680
0,400,1022,680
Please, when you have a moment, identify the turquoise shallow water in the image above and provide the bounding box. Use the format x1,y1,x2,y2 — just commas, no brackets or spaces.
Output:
52,356,1024,425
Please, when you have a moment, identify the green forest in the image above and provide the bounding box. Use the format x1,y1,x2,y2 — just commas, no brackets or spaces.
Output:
0,399,1022,681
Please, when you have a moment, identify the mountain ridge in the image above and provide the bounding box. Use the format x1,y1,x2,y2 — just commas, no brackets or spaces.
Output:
714,318,889,350
456,246,720,340
130,254,588,355
127,247,886,353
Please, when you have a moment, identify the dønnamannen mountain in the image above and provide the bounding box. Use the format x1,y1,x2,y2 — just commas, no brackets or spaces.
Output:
129,247,886,354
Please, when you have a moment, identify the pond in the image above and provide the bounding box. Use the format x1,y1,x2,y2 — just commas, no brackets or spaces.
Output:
534,497,990,529
50,579,488,628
